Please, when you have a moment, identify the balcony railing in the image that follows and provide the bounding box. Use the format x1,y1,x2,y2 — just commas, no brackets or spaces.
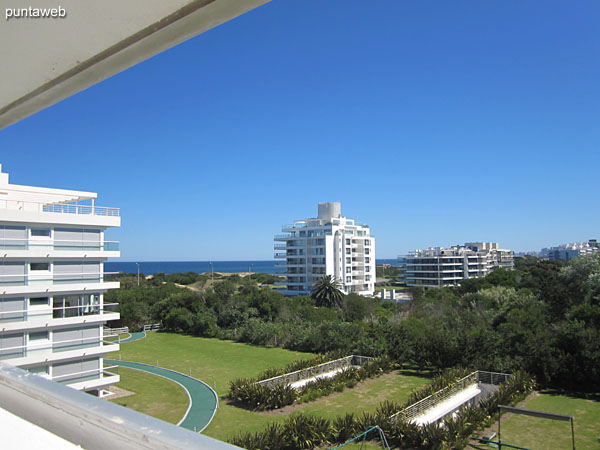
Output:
0,199,119,217
52,365,119,385
0,272,118,287
0,302,118,323
0,238,119,251
0,336,118,361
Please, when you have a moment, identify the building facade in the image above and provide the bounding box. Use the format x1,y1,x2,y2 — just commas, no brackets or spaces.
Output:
0,165,120,395
545,240,599,261
403,242,514,288
275,202,375,296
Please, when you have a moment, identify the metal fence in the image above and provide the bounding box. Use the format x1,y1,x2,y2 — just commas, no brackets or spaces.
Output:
390,370,511,423
255,355,372,389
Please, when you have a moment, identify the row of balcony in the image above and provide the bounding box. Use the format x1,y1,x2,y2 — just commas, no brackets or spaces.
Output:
0,272,116,287
0,336,115,361
0,239,119,251
0,302,118,323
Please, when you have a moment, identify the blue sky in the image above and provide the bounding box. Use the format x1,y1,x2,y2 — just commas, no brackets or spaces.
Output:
1,1,599,260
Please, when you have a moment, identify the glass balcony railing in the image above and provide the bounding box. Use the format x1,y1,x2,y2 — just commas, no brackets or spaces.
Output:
0,273,118,287
0,239,119,251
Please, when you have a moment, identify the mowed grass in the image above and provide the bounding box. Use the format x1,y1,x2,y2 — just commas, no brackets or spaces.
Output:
108,332,431,443
498,390,600,450
109,367,188,424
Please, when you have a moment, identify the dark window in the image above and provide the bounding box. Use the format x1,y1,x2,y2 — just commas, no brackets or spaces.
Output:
30,297,49,306
29,331,48,341
31,229,50,237
30,263,50,271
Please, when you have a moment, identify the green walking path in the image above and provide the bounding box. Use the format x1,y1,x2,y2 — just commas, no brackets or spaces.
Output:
106,359,218,432
119,331,146,343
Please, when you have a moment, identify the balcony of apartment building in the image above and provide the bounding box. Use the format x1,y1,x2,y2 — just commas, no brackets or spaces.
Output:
0,236,119,259
0,260,119,294
0,296,119,332
0,328,119,368
0,199,120,228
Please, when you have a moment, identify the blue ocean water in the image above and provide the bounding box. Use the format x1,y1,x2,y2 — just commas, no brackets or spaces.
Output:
105,259,399,275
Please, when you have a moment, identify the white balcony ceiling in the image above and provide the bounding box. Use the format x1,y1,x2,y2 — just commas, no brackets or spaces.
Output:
0,0,269,129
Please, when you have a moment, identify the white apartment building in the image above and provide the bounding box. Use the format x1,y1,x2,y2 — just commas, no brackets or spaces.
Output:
403,242,514,288
275,202,375,296
0,165,120,395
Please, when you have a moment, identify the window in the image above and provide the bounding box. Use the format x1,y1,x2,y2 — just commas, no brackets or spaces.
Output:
365,257,370,264
31,229,50,237
29,331,49,341
346,257,351,264
345,276,351,283
30,263,49,271
365,248,370,254
30,297,49,306
366,275,371,281
345,238,351,245
345,248,351,255
346,267,351,273
28,366,48,375
364,239,370,246
365,266,370,272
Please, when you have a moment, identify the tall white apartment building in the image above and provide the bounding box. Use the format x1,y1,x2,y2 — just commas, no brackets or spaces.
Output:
275,202,375,296
403,242,514,288
0,165,120,395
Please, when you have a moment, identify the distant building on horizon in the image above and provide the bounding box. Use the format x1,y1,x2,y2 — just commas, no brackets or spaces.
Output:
402,242,514,288
0,164,121,396
274,202,375,296
544,240,599,261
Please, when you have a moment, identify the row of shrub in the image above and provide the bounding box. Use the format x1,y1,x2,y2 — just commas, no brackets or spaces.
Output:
228,355,394,411
230,370,535,449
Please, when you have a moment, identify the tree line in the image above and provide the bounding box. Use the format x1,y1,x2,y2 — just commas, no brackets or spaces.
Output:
106,254,600,391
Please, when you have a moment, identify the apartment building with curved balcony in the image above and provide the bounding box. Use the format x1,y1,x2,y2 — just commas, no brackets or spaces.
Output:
402,242,514,288
0,165,120,395
275,202,375,296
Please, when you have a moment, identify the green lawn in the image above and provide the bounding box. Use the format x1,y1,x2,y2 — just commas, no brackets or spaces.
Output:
109,367,188,424
108,332,430,443
495,391,600,450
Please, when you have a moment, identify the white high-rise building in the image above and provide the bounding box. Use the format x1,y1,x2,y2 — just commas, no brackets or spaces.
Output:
403,242,514,288
275,202,375,296
0,164,120,395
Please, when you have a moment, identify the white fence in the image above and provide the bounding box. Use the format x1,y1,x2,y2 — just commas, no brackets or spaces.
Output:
255,355,372,389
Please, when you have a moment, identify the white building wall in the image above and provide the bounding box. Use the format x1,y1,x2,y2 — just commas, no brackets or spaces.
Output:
0,165,120,394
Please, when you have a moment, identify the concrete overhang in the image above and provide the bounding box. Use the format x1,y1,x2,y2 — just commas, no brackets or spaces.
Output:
0,0,270,129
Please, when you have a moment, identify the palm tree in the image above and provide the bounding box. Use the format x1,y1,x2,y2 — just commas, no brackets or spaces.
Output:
311,275,345,308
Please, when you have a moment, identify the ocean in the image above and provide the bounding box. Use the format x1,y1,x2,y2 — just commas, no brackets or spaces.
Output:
105,259,399,276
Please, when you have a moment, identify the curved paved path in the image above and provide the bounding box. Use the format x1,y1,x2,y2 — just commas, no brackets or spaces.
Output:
106,359,218,432
118,331,146,343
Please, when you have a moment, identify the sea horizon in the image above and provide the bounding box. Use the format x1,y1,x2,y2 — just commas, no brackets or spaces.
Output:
106,259,400,276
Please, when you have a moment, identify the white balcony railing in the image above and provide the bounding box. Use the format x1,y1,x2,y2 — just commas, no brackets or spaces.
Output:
0,336,118,361
0,199,119,216
0,302,119,322
0,237,119,251
0,272,118,287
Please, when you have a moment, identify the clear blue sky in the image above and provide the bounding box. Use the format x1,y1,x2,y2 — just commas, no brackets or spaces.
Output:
2,1,599,260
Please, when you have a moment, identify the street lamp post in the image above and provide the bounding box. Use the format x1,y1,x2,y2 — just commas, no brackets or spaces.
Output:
136,262,140,287
209,262,214,282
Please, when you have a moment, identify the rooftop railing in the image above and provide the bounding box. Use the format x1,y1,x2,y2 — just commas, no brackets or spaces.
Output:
0,199,119,217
